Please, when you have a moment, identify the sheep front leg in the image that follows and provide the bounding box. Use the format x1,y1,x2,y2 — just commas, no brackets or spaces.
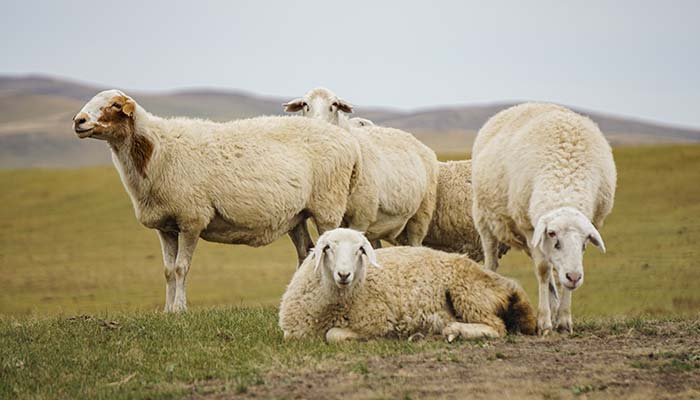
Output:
325,327,360,343
533,252,553,336
556,289,573,334
157,230,178,312
172,230,200,312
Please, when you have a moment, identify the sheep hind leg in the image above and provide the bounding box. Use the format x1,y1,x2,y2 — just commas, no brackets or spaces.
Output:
443,322,501,342
403,198,433,247
157,230,178,313
172,230,200,313
325,327,360,343
476,223,500,271
289,220,314,267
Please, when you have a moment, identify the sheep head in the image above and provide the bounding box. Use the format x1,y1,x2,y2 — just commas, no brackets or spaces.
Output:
283,87,353,127
531,207,606,291
349,117,375,128
311,228,379,290
73,89,137,142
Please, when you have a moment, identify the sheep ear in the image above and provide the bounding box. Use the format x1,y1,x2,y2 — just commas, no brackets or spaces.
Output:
121,99,135,118
588,227,606,253
531,217,547,251
312,237,329,273
283,98,305,113
361,237,380,268
335,99,353,114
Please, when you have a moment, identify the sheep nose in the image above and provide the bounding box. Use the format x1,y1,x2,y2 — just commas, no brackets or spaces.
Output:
565,272,581,284
74,113,88,125
337,272,350,281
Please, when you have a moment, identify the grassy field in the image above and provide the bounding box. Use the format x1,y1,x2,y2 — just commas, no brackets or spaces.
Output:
1,145,699,317
0,145,699,399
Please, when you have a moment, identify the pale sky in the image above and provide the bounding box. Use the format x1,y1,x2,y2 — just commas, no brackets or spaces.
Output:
1,0,699,128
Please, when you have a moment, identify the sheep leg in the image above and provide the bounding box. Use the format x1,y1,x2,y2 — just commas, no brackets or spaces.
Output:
325,327,360,343
477,224,500,271
533,253,553,336
549,270,560,318
555,289,573,334
289,220,314,267
157,230,179,313
172,230,200,312
443,322,500,342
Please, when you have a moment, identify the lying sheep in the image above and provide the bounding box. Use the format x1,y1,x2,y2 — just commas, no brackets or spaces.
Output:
471,102,616,335
284,88,438,247
279,228,536,342
73,89,364,312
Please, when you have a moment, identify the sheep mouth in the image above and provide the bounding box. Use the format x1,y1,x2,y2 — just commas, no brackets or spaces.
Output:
335,280,351,288
562,282,581,290
75,127,94,138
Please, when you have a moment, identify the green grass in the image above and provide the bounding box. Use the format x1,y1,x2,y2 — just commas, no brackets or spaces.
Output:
0,307,441,399
1,145,699,317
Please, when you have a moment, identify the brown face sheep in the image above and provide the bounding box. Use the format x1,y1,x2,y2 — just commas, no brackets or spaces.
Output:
73,89,364,312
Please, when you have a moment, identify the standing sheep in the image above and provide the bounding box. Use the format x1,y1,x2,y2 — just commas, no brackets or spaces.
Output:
73,89,364,312
279,228,536,342
284,88,438,247
471,102,616,335
286,93,503,261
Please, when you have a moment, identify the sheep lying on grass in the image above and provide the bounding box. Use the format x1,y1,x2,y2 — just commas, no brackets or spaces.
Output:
279,228,536,342
285,88,438,247
472,102,616,335
73,90,364,312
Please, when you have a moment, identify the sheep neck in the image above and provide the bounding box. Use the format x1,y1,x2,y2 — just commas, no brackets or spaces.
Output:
108,108,159,202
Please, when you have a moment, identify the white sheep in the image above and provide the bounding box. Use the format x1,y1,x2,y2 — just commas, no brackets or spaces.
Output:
293,104,504,261
279,228,536,342
73,89,365,312
424,160,509,261
471,102,616,335
284,88,438,247
348,117,375,128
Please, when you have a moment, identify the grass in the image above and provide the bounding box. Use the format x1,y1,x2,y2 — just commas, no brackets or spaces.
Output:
0,145,699,398
1,145,699,317
0,307,444,399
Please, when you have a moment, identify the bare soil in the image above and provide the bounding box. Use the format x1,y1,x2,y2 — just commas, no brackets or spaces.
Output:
207,320,700,400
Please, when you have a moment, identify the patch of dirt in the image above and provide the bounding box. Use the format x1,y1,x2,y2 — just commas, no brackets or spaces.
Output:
208,320,700,400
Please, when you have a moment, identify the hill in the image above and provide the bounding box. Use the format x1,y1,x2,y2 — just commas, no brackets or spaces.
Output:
1,75,699,167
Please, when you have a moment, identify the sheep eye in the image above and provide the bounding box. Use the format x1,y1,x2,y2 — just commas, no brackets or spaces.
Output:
359,247,366,255
112,103,122,109
323,245,331,253
554,240,561,250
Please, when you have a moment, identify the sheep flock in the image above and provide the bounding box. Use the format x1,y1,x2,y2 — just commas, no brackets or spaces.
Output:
73,87,616,338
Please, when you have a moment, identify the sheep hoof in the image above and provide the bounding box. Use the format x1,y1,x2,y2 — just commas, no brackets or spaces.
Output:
555,319,573,334
447,334,457,343
408,332,424,342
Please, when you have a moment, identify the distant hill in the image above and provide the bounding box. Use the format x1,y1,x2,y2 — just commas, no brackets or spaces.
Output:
1,75,698,168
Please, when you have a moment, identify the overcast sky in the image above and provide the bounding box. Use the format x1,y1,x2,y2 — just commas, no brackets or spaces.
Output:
1,0,699,127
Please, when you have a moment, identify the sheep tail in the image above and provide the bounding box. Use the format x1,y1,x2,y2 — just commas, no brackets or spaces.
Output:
500,279,537,335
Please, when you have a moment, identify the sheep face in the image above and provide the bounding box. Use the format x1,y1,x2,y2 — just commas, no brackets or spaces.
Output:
312,228,379,290
73,89,136,141
283,87,353,126
531,207,606,291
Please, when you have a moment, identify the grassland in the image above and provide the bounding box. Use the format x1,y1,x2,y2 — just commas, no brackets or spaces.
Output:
0,145,699,399
1,145,699,317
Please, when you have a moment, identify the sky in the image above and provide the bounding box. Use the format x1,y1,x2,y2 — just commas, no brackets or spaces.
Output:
1,0,699,128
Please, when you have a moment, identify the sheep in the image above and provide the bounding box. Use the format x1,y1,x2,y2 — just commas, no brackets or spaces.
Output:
284,88,439,247
471,102,616,335
424,160,509,261
348,117,375,128
72,89,365,312
279,228,536,342
288,99,506,261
